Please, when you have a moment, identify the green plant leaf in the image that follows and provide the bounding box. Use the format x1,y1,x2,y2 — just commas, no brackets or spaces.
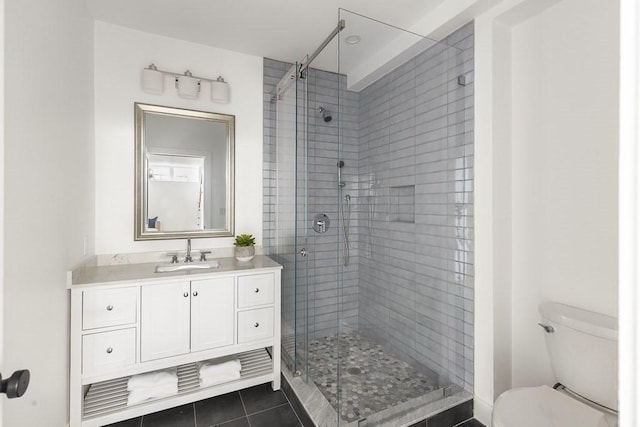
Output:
234,233,255,247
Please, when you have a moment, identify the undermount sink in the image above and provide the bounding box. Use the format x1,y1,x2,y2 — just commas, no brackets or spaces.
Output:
155,261,220,273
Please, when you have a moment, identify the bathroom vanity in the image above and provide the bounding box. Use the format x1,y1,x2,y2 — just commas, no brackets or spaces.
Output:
67,255,281,427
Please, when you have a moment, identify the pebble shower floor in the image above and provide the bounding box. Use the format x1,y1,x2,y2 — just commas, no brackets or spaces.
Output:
307,331,441,422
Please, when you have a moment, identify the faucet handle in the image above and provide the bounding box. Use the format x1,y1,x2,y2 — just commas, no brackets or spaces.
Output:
199,250,212,262
166,252,179,264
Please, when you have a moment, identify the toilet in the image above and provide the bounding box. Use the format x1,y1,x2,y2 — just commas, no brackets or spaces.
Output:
492,302,618,427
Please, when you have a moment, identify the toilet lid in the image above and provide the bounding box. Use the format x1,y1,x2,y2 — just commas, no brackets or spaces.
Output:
492,385,614,427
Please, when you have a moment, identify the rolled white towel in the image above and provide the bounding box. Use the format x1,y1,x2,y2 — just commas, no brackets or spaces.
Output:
127,368,178,391
198,357,241,379
199,370,241,388
127,383,178,406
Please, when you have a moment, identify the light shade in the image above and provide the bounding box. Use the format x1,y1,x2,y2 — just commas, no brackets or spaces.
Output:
141,65,164,94
176,71,200,99
211,76,230,103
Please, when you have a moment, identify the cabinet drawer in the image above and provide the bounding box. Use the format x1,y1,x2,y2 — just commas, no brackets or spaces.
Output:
83,288,137,330
237,274,274,308
238,308,274,343
82,328,136,376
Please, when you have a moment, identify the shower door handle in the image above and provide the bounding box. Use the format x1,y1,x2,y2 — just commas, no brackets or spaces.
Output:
299,248,308,257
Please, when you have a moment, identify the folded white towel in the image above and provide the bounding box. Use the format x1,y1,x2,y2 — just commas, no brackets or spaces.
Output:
199,370,241,388
127,383,178,406
127,368,178,391
198,357,241,379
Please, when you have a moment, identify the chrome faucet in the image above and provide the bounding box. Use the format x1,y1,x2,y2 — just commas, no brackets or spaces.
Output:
185,239,193,263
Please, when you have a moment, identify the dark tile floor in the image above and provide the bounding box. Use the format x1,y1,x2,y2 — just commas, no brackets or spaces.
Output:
454,420,485,427
407,399,485,427
106,383,303,427
106,382,486,427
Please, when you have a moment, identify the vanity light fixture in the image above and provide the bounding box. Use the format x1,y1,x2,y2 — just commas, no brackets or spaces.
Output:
210,76,230,103
140,64,231,103
141,64,164,94
176,70,200,99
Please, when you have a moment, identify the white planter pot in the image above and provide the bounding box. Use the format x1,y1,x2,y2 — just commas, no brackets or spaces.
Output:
234,246,255,262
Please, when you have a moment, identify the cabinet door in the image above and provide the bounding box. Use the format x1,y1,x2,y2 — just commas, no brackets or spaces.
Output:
191,277,234,352
141,281,191,361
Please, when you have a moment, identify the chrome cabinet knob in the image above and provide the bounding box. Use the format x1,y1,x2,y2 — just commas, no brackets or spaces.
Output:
254,322,260,328
254,288,260,293
106,305,113,311
193,291,198,297
183,292,189,298
106,347,113,354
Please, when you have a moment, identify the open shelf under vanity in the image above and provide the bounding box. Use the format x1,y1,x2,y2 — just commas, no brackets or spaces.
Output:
82,348,273,426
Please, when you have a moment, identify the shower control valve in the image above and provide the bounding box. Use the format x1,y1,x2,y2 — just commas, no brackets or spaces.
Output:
299,248,308,257
312,213,330,234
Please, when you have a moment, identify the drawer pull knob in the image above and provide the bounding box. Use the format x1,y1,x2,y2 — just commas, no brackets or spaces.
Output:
106,305,114,311
193,291,198,297
254,288,260,293
254,322,260,328
106,347,113,354
183,292,189,298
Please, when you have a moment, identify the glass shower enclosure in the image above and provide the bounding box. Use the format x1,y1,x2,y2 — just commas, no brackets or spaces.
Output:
267,9,474,425
272,61,310,379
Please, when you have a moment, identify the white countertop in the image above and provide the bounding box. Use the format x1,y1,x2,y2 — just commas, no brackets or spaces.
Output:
68,255,282,288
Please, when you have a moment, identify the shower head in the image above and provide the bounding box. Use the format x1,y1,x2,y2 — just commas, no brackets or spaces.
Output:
337,160,345,168
319,107,332,123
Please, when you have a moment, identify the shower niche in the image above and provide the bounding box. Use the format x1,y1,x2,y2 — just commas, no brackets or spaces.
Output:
264,9,474,426
390,185,415,223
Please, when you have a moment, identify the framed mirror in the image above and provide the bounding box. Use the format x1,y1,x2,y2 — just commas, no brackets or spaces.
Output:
134,103,235,240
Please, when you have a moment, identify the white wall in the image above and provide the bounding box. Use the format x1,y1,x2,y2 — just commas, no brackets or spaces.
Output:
474,0,618,422
510,0,619,387
94,22,264,254
618,1,640,425
4,0,95,425
474,3,520,420
0,0,5,423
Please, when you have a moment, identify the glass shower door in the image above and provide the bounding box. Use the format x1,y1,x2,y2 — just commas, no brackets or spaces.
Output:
275,64,309,379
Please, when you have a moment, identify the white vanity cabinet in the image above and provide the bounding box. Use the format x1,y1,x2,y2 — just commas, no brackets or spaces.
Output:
68,256,281,427
140,278,235,361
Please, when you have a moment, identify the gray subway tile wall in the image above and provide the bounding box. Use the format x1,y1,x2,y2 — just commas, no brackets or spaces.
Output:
264,21,474,392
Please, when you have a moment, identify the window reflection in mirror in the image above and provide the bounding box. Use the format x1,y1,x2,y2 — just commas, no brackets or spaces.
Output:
135,103,235,240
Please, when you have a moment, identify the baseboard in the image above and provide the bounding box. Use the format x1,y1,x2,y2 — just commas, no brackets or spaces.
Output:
473,396,493,426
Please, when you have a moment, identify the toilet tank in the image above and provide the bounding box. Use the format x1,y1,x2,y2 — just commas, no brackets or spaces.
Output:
539,302,618,411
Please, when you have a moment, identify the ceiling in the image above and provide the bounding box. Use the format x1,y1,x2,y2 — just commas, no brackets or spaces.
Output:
85,0,448,72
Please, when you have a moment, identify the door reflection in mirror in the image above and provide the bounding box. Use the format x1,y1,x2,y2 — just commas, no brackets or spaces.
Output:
147,154,206,231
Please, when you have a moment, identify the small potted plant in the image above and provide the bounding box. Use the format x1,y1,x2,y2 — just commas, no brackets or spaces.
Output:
234,233,256,262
